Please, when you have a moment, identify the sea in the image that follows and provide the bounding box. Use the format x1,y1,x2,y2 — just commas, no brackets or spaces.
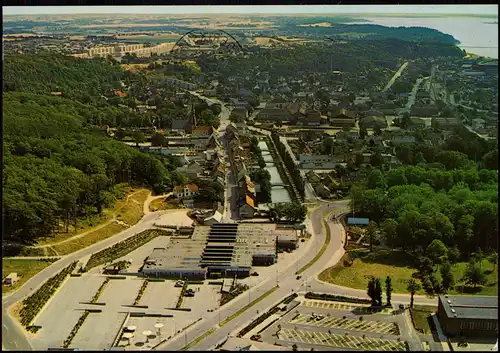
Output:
350,16,498,59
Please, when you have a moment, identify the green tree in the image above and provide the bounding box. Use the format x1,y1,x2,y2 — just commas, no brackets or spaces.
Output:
440,261,454,292
426,239,448,266
151,132,167,147
367,168,387,189
381,218,398,249
481,149,498,170
490,251,498,272
462,261,487,288
385,276,392,306
370,152,384,167
359,127,368,140
366,220,378,252
133,131,146,147
374,277,383,306
406,278,421,308
367,276,377,306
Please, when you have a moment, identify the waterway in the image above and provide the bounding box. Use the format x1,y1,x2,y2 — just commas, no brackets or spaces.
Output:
258,141,292,204
351,16,498,59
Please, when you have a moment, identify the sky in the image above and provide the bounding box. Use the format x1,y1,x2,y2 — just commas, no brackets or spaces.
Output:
3,5,498,16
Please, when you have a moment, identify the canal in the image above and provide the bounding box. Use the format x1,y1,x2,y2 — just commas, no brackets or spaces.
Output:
258,141,292,204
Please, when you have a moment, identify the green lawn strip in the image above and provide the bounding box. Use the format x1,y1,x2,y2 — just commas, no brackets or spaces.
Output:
181,328,216,351
296,210,333,275
2,258,56,296
409,305,437,334
220,286,279,327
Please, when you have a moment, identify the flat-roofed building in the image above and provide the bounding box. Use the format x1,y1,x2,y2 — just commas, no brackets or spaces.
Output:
276,231,299,251
437,295,498,339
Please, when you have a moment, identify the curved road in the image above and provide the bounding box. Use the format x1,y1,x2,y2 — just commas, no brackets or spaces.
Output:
2,209,167,351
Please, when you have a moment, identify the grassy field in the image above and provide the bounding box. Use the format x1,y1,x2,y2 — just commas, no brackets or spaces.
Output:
51,222,128,256
2,259,55,296
34,188,149,247
149,197,182,212
410,305,437,335
318,248,498,296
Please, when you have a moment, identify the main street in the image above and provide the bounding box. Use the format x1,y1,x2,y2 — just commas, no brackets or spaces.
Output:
382,61,409,93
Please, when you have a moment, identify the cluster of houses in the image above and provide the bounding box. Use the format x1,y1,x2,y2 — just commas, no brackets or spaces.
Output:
224,119,263,220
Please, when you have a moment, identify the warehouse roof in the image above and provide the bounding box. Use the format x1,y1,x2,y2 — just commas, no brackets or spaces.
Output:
439,295,498,320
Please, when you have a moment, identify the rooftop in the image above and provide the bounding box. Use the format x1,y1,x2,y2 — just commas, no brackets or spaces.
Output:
439,295,498,320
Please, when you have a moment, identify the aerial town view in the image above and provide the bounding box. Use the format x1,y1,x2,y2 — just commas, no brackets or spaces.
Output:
2,4,498,352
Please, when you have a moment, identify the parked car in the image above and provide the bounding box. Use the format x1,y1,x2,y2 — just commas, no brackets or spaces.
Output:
251,272,259,276
175,281,185,287
296,276,302,280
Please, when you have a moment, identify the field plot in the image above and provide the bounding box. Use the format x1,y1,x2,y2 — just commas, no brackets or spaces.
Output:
2,259,54,296
291,314,400,335
279,328,407,351
140,281,180,310
100,278,144,307
31,275,104,349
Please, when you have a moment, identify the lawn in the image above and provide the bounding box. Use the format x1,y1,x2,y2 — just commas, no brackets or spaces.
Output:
2,259,55,296
115,189,150,225
51,222,128,256
318,248,498,297
318,249,425,294
409,305,437,334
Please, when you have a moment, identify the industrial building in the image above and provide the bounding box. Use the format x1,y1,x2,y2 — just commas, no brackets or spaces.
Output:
141,223,279,280
437,295,498,339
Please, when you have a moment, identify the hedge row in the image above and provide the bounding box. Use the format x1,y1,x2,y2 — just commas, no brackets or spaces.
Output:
90,278,110,303
237,306,280,338
63,311,89,348
85,229,168,270
282,293,298,305
133,280,149,306
176,282,188,308
20,261,78,327
305,292,371,304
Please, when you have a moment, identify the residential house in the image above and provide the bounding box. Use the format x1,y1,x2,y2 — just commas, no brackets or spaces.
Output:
335,130,360,141
432,117,461,130
411,106,440,117
408,117,427,130
231,107,249,121
171,118,194,134
203,211,223,225
298,130,325,142
298,110,321,126
330,118,356,128
359,116,388,129
192,126,214,136
239,195,256,219
176,160,204,178
173,184,199,199
391,134,416,145
3,273,18,285
315,184,332,199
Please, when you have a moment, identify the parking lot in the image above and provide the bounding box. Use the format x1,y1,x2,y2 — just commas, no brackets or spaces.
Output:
182,283,222,311
290,313,399,335
140,281,180,309
278,328,407,351
257,296,408,352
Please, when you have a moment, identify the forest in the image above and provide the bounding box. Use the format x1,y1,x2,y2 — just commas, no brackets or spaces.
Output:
2,56,180,246
197,39,462,81
350,127,498,260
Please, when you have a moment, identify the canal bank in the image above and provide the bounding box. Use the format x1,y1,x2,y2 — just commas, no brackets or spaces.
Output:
257,140,292,204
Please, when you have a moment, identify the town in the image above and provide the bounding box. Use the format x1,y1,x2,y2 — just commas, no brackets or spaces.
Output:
2,7,498,353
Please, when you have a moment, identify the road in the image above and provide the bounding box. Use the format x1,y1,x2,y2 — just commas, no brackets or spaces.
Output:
2,210,167,351
382,62,409,93
402,77,428,114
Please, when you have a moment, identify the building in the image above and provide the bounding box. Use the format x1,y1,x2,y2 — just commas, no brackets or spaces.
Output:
3,273,18,285
239,195,256,218
276,232,298,251
173,184,199,198
203,211,223,225
359,116,388,129
230,107,249,121
347,217,369,226
432,117,461,130
437,295,498,339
